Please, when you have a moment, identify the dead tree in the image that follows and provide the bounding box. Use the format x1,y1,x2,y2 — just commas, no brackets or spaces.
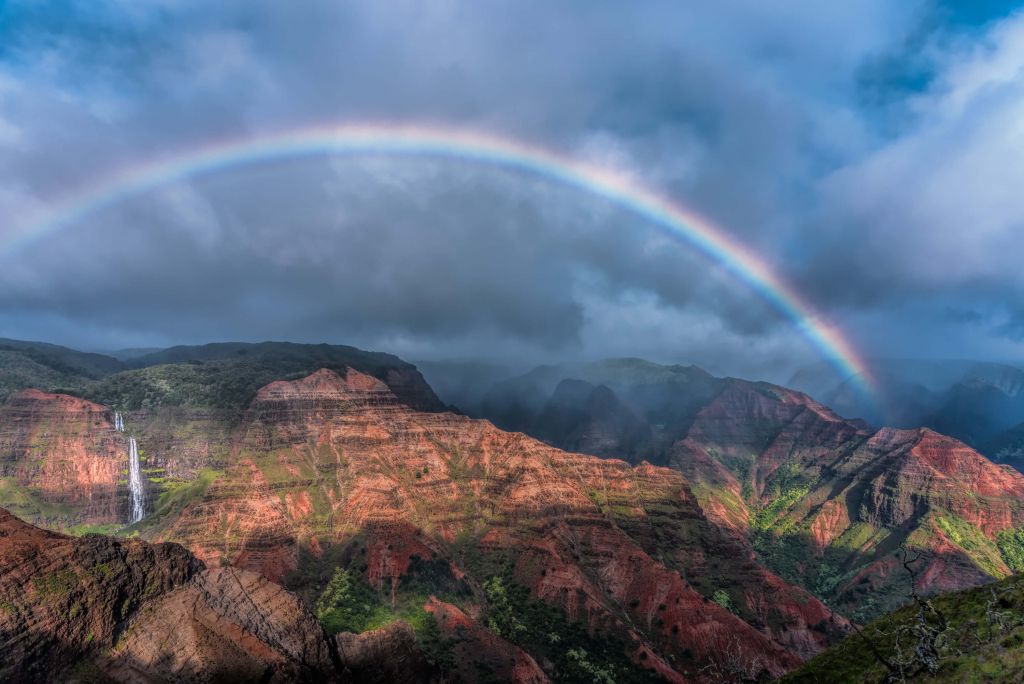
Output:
984,585,1016,644
841,547,950,683
899,548,948,677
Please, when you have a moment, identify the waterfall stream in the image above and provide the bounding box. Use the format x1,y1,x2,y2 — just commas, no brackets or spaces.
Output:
117,411,145,523
128,435,145,524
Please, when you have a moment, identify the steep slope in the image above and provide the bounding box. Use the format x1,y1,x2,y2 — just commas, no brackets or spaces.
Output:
0,389,125,529
477,359,722,464
0,338,125,402
532,379,653,459
0,368,855,680
0,506,451,683
672,380,1024,621
783,570,1024,683
463,358,1024,623
145,368,828,680
791,358,1024,457
0,506,203,682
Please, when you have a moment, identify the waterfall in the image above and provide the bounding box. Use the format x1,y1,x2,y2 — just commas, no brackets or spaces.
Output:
114,411,124,432
128,436,145,524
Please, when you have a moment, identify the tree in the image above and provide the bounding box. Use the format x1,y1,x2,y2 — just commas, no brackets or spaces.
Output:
712,589,734,613
314,567,378,634
482,576,526,639
846,547,950,683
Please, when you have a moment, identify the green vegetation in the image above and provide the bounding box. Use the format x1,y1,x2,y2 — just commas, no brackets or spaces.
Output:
711,589,734,613
934,513,1008,578
468,559,662,684
481,574,662,683
0,477,73,523
304,542,660,683
0,339,427,412
749,483,810,533
143,468,220,529
89,562,115,581
32,569,79,599
997,526,1024,573
315,568,389,634
784,572,1024,683
295,545,461,670
565,648,617,684
0,339,125,401
78,342,420,411
68,523,125,537
482,576,527,639
748,474,816,590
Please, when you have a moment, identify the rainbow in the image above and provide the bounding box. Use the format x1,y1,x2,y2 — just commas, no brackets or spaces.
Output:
1,123,876,398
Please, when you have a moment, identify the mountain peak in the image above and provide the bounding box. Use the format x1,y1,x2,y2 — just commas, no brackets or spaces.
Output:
254,367,394,402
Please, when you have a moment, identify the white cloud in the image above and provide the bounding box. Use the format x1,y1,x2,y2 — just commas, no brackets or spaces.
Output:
820,11,1024,289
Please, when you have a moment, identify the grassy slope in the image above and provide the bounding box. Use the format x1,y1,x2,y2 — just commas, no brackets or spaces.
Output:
783,572,1024,683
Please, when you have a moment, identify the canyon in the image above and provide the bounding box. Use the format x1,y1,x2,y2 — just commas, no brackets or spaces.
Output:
0,343,1022,681
447,358,1024,621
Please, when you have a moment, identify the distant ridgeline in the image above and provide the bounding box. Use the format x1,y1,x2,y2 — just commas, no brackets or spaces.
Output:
0,339,444,413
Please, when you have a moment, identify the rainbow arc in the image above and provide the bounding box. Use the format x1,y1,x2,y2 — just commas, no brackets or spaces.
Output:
1,123,876,400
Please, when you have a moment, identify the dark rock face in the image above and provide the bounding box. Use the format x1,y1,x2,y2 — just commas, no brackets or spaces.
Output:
532,379,653,460
0,506,440,683
333,621,430,684
103,567,339,683
0,507,202,683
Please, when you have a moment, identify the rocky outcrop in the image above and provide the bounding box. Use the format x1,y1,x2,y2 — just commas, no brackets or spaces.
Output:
0,506,439,683
333,621,430,684
425,597,550,683
0,507,201,682
103,567,338,683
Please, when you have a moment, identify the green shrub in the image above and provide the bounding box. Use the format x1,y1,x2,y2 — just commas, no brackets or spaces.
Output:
997,526,1024,573
314,568,385,634
483,576,526,638
711,589,734,613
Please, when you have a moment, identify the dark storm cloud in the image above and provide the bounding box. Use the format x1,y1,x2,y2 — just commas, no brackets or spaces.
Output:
1,0,1023,380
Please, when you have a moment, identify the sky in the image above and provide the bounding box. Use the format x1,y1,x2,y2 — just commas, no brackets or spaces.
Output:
1,0,1024,384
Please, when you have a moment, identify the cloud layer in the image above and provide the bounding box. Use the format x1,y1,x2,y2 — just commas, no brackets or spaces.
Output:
0,1,1022,382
